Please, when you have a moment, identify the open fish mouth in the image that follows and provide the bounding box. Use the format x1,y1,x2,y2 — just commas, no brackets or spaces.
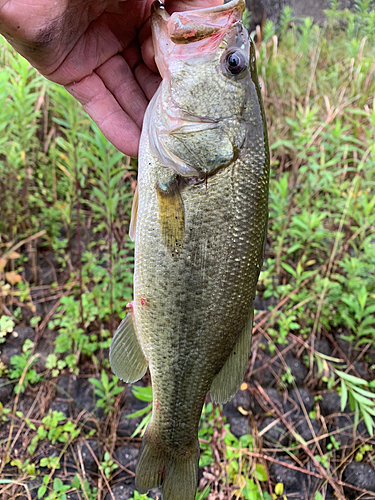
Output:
152,0,246,76
152,0,245,45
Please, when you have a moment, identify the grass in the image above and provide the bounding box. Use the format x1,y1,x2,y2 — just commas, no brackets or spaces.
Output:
0,3,375,499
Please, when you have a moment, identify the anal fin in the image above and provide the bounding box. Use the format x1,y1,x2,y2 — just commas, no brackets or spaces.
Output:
109,307,148,383
210,310,254,404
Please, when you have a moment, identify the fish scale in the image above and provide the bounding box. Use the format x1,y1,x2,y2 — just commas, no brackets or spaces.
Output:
109,0,269,498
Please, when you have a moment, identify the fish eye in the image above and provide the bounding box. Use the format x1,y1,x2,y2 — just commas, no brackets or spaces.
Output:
223,50,247,76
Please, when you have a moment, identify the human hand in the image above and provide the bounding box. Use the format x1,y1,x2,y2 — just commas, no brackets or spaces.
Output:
0,0,221,157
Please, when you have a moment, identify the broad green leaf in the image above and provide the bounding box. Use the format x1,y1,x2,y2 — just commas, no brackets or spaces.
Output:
253,463,268,482
335,370,368,386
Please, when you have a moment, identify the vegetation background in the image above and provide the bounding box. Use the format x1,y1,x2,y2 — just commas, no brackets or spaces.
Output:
0,1,374,499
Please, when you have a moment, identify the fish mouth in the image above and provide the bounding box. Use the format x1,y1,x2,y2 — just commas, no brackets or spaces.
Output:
152,0,245,44
151,0,246,77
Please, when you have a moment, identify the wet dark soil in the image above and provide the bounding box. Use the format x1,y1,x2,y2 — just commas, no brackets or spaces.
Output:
2,300,375,499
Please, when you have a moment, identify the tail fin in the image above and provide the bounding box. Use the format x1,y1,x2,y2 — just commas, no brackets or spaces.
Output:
135,427,199,500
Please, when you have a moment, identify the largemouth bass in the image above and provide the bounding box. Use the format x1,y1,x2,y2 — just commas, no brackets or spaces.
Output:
110,0,269,498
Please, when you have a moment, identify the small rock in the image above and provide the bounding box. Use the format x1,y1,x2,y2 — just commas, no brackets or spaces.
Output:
259,417,289,446
17,394,36,414
223,389,251,417
117,407,145,438
35,335,55,370
66,494,79,500
328,414,355,448
64,453,78,475
358,418,375,440
0,378,13,404
319,391,342,416
287,388,315,414
336,336,353,360
231,389,252,412
325,484,337,500
24,478,43,499
342,462,375,499
314,338,331,356
38,258,57,286
56,375,80,400
77,440,103,474
104,483,135,500
0,345,20,366
228,416,249,437
73,380,104,423
12,326,34,345
269,457,305,494
1,327,35,367
304,461,322,497
50,400,70,418
254,295,268,311
284,354,307,386
252,388,283,415
252,357,276,386
353,361,368,380
365,347,375,365
116,383,150,437
114,445,139,475
294,418,321,443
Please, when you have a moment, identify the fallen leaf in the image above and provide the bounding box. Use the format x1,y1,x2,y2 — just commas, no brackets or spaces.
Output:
0,258,7,272
5,272,22,285
8,252,20,259
237,405,249,416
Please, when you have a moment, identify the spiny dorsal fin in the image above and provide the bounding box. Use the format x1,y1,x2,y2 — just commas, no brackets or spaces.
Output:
109,307,148,383
156,179,184,258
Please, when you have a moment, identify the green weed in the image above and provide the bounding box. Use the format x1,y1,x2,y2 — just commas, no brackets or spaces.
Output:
99,451,118,479
89,371,123,414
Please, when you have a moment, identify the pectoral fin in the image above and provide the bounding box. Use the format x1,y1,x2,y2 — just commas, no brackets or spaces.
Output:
109,308,148,383
210,310,254,404
129,186,139,241
157,178,185,257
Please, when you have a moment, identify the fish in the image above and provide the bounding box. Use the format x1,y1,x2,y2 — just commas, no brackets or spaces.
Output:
109,0,269,498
